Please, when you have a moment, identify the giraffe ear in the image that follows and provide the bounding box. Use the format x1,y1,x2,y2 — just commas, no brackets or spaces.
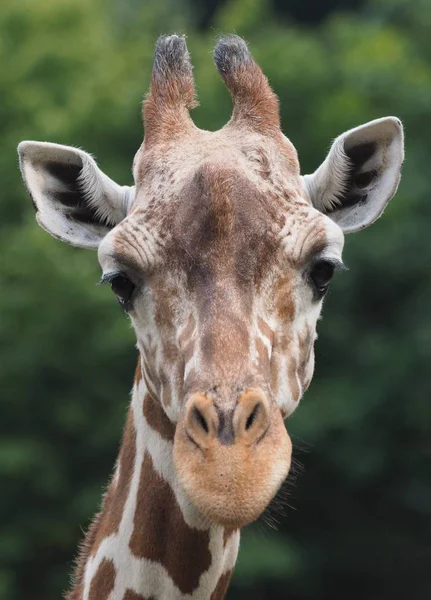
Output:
18,141,135,249
302,117,404,233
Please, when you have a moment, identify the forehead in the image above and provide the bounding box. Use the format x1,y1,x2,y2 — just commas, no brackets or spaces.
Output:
104,129,343,274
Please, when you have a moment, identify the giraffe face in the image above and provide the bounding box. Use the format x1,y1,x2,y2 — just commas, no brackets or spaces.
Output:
101,128,345,412
96,129,344,526
19,35,404,528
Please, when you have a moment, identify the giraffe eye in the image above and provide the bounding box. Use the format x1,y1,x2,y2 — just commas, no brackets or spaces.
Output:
309,259,335,297
109,274,135,310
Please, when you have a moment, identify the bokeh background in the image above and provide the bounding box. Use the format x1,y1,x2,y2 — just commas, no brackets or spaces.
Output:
1,0,431,598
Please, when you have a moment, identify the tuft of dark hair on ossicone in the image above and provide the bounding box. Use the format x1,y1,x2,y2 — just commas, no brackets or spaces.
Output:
153,34,193,80
213,34,252,75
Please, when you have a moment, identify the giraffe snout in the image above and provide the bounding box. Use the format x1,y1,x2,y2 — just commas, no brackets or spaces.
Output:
184,389,271,450
174,388,291,528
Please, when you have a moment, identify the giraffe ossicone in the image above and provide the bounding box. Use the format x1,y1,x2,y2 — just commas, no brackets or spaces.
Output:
18,34,404,600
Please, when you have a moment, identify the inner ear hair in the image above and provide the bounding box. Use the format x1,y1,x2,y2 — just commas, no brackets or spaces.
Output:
45,161,103,225
18,141,134,249
334,140,379,211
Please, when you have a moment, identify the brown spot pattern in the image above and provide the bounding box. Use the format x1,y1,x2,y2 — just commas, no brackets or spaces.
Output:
210,570,232,600
88,559,116,600
257,317,273,342
143,393,175,442
90,410,137,555
66,411,137,599
275,277,295,321
143,356,161,392
129,452,211,594
123,591,154,600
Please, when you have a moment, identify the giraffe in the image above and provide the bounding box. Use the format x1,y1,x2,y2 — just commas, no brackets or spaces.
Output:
18,34,404,600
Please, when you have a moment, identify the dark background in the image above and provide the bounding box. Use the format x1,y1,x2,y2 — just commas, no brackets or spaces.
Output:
1,0,430,598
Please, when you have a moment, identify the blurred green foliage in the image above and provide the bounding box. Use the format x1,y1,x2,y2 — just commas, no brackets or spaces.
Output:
0,0,430,598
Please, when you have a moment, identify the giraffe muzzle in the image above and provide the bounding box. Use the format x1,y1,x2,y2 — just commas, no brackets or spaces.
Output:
184,389,271,449
173,388,292,528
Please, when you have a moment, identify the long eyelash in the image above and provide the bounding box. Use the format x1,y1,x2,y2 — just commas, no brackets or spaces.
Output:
98,271,125,285
335,260,349,272
324,258,349,272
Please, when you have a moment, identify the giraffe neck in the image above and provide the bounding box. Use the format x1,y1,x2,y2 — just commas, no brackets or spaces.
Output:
67,359,240,600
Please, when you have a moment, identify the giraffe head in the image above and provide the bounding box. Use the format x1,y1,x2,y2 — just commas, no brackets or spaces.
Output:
18,35,403,529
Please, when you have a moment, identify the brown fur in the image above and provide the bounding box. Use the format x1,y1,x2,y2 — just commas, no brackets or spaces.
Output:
123,592,154,600
143,392,175,441
274,276,296,322
142,355,161,394
257,317,274,342
227,63,279,135
210,570,232,600
88,559,116,600
143,36,197,148
129,452,212,594
214,36,279,136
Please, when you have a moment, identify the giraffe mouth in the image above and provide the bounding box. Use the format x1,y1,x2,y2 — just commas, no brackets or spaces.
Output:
173,389,292,528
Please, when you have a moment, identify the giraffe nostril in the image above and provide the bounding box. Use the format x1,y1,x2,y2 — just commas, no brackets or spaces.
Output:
183,390,270,450
183,393,218,450
234,390,271,444
245,402,261,431
193,407,209,435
